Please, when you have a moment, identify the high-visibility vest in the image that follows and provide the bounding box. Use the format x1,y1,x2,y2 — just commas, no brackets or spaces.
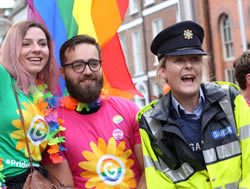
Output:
138,91,250,189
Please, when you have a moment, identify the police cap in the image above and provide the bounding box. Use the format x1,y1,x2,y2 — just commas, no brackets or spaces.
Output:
151,20,207,60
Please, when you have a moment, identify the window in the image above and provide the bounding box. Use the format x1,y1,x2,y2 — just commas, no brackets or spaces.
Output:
119,35,128,65
220,15,234,59
129,0,138,15
144,0,154,6
225,68,236,83
152,19,163,65
134,83,148,108
132,31,144,75
152,19,163,38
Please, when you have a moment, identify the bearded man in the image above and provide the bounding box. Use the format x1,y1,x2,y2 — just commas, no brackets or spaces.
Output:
42,34,144,189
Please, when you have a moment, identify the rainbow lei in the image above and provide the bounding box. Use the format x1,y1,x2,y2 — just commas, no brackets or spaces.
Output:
60,96,102,112
30,84,65,164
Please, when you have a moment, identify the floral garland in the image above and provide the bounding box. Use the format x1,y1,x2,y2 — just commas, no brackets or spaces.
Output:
60,95,102,112
30,84,65,164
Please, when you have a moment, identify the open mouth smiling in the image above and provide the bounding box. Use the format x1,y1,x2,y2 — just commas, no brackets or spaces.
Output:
181,75,195,82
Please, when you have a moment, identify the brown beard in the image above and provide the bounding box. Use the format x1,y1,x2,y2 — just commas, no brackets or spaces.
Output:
65,76,103,104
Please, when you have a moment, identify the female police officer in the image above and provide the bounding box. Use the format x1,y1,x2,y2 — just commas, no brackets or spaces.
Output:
137,20,250,189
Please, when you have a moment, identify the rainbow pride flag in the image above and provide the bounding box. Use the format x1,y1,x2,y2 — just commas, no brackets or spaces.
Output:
26,0,141,99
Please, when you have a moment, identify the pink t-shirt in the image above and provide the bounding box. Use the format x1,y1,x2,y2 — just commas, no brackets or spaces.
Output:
58,96,141,189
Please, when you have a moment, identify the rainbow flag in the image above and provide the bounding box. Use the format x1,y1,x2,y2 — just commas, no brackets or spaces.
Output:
26,0,141,99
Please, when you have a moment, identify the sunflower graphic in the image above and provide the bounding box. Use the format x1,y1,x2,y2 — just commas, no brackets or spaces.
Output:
79,137,137,189
11,101,49,161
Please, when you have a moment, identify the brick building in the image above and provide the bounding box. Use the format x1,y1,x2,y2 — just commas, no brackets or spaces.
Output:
201,0,250,81
119,0,250,107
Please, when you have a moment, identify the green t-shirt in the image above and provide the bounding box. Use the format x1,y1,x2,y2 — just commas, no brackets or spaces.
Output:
0,65,49,178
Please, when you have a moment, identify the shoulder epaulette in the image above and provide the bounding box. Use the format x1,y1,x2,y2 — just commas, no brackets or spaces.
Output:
136,100,158,122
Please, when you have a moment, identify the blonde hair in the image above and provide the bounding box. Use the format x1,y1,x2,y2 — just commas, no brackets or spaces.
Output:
0,21,59,94
156,57,167,81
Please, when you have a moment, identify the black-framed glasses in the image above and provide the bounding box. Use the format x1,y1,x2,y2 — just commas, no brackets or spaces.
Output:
63,59,102,73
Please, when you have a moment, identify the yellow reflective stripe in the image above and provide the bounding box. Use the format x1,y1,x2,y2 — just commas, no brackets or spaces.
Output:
203,148,217,163
216,141,241,159
203,141,240,163
144,155,194,183
240,124,250,140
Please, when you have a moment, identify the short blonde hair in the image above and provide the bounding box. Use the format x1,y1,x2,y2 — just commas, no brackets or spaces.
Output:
156,57,167,82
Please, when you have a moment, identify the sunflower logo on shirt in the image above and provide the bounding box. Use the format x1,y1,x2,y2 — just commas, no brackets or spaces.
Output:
10,101,49,161
79,137,137,189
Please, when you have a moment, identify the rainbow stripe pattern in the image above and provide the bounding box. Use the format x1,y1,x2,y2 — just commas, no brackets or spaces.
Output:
26,0,141,98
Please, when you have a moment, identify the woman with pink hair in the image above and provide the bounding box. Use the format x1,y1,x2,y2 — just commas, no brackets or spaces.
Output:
0,21,73,188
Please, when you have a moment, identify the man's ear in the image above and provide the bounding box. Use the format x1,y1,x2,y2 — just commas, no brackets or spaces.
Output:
60,67,65,79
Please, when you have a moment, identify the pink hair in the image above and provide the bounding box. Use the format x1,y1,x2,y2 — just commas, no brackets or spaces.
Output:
0,20,59,94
